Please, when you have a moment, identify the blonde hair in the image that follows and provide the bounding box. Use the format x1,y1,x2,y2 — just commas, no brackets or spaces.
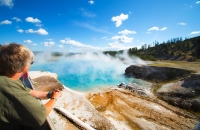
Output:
0,43,34,75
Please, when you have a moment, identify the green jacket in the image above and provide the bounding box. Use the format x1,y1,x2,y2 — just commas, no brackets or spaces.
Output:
0,76,46,130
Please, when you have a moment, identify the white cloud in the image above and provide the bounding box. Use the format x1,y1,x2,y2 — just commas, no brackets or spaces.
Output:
24,40,32,43
118,29,137,35
111,35,133,43
80,8,96,17
178,22,186,25
0,20,12,25
160,27,167,31
148,26,167,31
25,28,48,35
190,31,200,35
106,42,132,50
60,38,101,50
111,13,128,27
88,0,94,4
17,29,24,33
26,29,36,33
25,17,41,23
196,1,200,4
148,26,159,31
60,38,89,47
37,28,48,35
0,0,14,8
12,17,22,22
43,41,55,46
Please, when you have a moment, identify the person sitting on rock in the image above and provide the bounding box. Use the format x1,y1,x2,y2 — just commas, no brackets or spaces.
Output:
0,43,62,130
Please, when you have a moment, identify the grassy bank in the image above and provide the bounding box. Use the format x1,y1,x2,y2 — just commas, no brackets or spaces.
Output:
148,61,200,73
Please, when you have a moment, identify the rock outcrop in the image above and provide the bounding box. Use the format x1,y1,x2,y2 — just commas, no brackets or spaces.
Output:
124,65,200,112
117,82,150,96
125,65,192,82
157,74,200,112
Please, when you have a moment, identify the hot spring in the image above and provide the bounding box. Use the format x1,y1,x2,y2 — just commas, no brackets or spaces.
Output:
30,52,151,91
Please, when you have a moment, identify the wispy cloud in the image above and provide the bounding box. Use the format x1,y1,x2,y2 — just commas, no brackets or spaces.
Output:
196,1,200,4
0,20,12,25
43,41,55,46
106,42,133,50
101,36,107,39
24,40,32,43
0,0,14,8
118,29,136,35
74,21,111,34
111,35,133,44
17,29,24,33
147,26,167,32
88,0,94,5
80,8,96,17
60,38,90,47
190,31,200,35
25,28,48,35
12,17,22,22
25,17,41,23
178,22,186,25
148,26,159,31
111,13,128,27
60,38,101,50
160,27,167,31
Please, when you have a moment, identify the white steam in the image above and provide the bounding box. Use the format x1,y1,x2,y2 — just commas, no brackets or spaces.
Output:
32,51,149,90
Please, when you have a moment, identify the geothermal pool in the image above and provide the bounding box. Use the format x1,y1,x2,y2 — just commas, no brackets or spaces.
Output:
30,53,150,91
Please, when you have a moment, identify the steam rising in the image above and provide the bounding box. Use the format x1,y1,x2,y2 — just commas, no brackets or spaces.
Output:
31,51,149,91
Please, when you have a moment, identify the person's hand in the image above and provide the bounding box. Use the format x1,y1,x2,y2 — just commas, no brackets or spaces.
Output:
52,89,62,100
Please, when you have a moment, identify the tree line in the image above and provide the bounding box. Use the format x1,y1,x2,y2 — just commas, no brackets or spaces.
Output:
104,35,200,61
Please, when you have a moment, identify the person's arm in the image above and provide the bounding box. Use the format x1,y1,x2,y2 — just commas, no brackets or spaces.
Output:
29,90,48,99
44,90,62,115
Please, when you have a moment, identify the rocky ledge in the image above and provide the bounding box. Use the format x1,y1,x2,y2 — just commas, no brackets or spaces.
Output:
157,74,200,112
125,65,193,82
125,65,200,113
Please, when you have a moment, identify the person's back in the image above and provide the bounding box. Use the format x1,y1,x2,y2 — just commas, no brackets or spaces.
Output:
0,43,62,130
0,76,46,129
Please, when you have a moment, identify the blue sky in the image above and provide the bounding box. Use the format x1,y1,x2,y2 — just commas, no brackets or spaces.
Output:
0,0,200,52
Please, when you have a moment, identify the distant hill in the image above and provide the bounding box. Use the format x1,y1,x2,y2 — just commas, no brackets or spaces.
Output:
104,35,200,61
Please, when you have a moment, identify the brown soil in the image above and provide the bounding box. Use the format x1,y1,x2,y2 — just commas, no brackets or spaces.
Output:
87,88,199,130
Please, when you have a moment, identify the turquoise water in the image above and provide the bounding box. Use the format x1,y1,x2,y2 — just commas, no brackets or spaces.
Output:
30,54,150,91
